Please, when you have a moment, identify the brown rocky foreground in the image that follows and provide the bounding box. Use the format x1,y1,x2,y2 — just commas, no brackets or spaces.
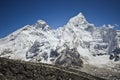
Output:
0,57,105,80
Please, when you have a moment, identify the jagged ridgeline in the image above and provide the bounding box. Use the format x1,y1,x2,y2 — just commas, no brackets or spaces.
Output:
0,12,120,80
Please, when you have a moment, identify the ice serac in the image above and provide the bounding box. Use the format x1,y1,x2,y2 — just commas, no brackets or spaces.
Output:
0,12,120,69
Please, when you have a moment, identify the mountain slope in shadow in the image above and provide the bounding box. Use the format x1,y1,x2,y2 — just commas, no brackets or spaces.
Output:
0,57,105,80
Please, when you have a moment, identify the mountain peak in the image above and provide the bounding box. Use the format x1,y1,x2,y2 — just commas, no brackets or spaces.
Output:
33,20,50,31
68,12,88,26
0,12,120,80
76,12,85,18
37,20,47,25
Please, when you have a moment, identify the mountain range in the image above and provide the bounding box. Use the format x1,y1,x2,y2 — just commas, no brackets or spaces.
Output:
0,12,120,79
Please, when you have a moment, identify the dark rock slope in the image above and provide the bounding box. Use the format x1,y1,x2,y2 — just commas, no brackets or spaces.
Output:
0,57,105,80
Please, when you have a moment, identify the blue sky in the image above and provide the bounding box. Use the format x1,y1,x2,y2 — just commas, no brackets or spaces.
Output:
0,0,120,38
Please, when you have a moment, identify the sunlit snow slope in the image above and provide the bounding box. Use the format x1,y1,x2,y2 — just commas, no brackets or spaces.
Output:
0,13,120,68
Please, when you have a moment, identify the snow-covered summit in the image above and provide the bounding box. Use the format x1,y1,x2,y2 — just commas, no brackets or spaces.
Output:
37,20,46,24
33,20,50,31
68,12,88,26
0,12,120,68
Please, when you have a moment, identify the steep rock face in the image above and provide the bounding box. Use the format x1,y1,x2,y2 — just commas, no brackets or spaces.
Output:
55,48,83,68
0,12,120,68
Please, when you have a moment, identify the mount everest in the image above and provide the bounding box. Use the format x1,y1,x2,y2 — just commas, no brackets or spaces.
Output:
0,13,120,69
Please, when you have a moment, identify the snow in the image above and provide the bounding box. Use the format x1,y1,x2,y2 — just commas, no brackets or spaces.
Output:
37,20,47,24
69,12,88,26
0,12,120,68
